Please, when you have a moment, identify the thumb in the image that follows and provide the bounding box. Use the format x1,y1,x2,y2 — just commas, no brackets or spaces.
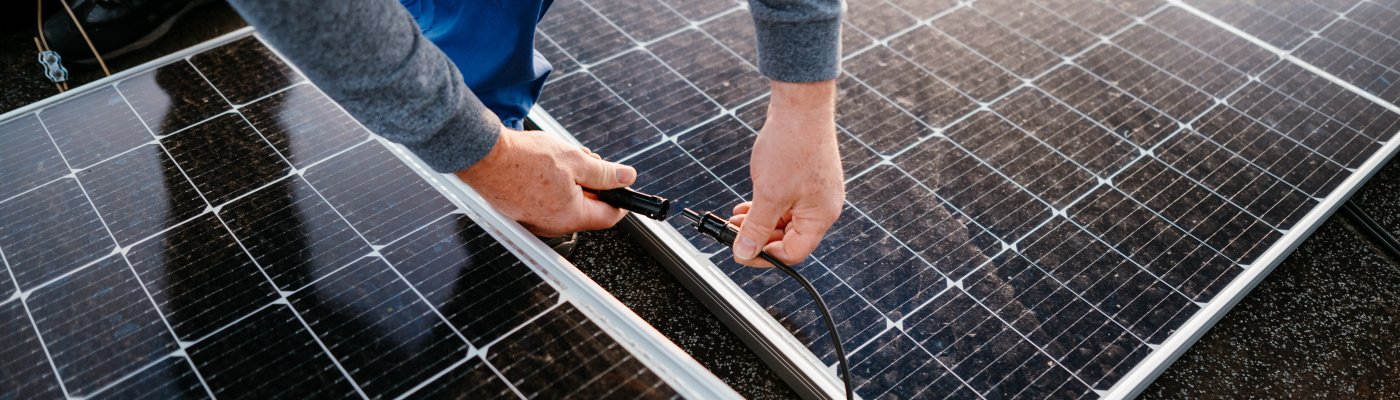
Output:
573,154,637,190
764,217,830,265
734,198,787,261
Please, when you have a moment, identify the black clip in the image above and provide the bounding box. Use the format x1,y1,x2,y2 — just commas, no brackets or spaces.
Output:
584,187,671,221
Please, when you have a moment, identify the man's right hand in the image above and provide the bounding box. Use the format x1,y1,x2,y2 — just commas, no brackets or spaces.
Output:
456,126,637,237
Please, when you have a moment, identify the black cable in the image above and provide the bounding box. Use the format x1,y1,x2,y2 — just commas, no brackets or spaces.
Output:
759,252,853,400
1340,202,1400,262
683,209,853,400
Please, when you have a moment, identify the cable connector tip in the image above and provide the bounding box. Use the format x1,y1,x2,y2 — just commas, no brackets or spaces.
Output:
682,208,703,223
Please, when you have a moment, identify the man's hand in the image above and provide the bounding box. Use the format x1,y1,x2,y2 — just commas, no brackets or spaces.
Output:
456,126,637,237
728,80,845,267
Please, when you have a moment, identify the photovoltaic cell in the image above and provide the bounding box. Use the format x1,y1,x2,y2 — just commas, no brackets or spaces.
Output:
535,0,1400,397
26,256,177,396
844,46,978,130
0,115,65,202
238,84,370,169
591,50,722,133
0,300,63,399
886,26,1021,103
849,328,976,399
487,303,679,399
1,34,706,399
932,7,1062,79
189,36,306,105
536,72,663,158
659,0,734,21
648,29,767,109
409,357,517,399
117,60,227,136
288,257,469,399
381,214,560,345
944,112,1099,209
1183,0,1357,51
843,168,998,281
845,0,918,40
126,213,280,341
77,144,206,247
218,175,373,292
904,287,1092,397
699,9,760,66
722,250,888,365
588,0,687,42
187,304,361,399
833,78,929,155
302,141,457,246
0,178,112,290
91,357,209,399
535,0,633,65
161,113,291,206
37,85,151,170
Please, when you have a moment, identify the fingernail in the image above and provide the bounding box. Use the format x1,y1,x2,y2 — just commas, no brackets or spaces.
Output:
734,237,758,260
616,166,637,185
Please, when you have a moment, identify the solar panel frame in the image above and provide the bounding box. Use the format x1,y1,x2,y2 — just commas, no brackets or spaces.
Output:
0,27,739,400
528,1,1400,399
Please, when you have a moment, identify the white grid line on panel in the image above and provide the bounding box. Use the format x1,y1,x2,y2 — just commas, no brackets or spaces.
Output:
1169,0,1400,113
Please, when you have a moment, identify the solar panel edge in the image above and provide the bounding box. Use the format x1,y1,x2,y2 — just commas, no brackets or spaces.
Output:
372,132,742,399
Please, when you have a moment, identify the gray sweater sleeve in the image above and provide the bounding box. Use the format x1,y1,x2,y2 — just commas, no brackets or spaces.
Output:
227,0,841,172
227,0,501,173
749,0,845,83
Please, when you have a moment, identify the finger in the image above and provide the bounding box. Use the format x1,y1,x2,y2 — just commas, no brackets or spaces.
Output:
764,217,834,265
732,201,753,216
568,196,628,232
580,147,603,160
733,198,787,261
572,154,637,190
727,214,786,243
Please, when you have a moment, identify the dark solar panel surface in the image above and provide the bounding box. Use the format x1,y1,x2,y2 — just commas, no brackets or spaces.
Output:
0,35,678,399
536,0,1400,397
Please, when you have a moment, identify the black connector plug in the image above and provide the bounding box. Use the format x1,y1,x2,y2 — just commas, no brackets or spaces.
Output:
682,208,738,245
585,187,671,220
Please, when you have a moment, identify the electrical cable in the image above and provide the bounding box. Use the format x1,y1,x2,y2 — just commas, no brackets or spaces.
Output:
57,0,111,76
682,208,853,400
1340,202,1400,262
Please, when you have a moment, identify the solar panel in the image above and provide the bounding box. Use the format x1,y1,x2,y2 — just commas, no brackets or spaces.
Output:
532,0,1400,398
0,31,735,399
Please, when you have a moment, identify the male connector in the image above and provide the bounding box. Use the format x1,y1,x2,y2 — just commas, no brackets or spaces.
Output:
584,187,671,220
682,208,738,244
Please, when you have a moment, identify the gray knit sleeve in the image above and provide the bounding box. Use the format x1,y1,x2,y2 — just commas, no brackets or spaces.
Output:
747,0,845,82
227,0,500,173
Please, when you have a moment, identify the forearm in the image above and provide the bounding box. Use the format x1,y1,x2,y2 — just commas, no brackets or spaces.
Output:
768,81,836,120
747,0,844,83
226,0,500,173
